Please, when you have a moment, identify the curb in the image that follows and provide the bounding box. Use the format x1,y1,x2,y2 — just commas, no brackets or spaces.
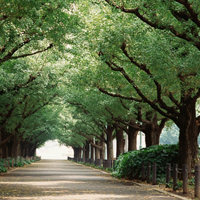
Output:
154,189,191,200
131,181,191,200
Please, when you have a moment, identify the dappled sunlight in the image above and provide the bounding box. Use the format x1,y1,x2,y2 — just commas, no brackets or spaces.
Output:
0,194,144,199
0,160,178,200
0,180,86,186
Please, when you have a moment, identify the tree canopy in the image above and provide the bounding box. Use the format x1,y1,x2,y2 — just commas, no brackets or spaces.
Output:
0,0,200,169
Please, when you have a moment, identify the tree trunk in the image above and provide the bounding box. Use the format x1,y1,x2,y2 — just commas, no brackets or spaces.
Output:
73,147,80,159
178,101,199,170
31,146,36,157
12,139,19,157
106,126,113,160
0,132,1,158
82,148,85,158
20,141,26,157
29,143,36,157
144,128,160,147
85,141,90,159
16,139,22,157
100,134,105,159
78,148,81,158
1,131,9,158
90,143,94,159
144,121,162,147
116,128,124,157
7,140,13,157
128,126,138,151
2,146,7,158
95,140,101,159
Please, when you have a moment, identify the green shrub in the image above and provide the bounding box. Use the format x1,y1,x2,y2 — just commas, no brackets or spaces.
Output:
24,160,31,165
15,161,24,167
96,166,104,170
188,176,195,186
106,167,113,173
112,144,179,179
0,166,7,172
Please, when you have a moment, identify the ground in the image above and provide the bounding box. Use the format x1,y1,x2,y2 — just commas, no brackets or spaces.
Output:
0,159,184,200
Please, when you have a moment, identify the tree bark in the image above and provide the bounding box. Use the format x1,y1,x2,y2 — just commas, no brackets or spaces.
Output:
106,125,114,160
1,131,8,158
85,141,90,159
178,101,199,170
128,126,138,151
95,140,101,159
100,133,105,159
82,148,85,159
144,125,161,147
29,143,36,157
90,143,94,159
12,138,19,157
20,140,25,157
116,128,124,157
7,140,13,157
73,147,80,159
143,115,167,147
78,147,81,158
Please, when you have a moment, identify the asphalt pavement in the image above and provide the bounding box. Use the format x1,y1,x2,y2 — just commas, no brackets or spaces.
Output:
0,160,185,200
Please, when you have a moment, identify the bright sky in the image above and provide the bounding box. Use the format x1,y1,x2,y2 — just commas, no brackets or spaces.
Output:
36,140,74,159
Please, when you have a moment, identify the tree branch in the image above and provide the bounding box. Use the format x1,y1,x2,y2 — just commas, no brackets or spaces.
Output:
119,99,129,110
0,134,14,148
98,86,142,102
137,108,152,125
114,122,129,133
104,0,200,50
103,55,178,123
159,117,169,130
10,43,53,60
121,42,180,114
174,0,200,27
0,40,30,64
78,132,103,149
0,75,37,96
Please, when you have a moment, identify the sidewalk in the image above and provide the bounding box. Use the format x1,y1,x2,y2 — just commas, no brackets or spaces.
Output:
0,160,185,200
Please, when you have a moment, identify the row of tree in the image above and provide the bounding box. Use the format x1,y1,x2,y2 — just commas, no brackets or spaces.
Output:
59,0,200,170
0,0,79,157
0,0,200,171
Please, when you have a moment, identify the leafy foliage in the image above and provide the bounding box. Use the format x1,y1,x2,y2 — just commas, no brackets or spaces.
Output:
112,144,179,179
15,161,24,167
0,159,7,172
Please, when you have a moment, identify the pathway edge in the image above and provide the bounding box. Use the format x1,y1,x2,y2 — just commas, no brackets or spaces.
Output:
69,161,191,200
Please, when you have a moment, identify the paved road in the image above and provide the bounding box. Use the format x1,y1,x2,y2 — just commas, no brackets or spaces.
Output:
0,160,183,200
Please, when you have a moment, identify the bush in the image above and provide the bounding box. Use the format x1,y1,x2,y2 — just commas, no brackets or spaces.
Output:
112,144,179,179
0,159,8,171
15,161,24,167
0,166,7,172
24,160,31,165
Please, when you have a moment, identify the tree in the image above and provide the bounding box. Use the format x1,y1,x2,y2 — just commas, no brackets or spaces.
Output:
104,95,168,148
90,0,200,169
0,0,81,157
0,45,69,157
0,0,79,65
